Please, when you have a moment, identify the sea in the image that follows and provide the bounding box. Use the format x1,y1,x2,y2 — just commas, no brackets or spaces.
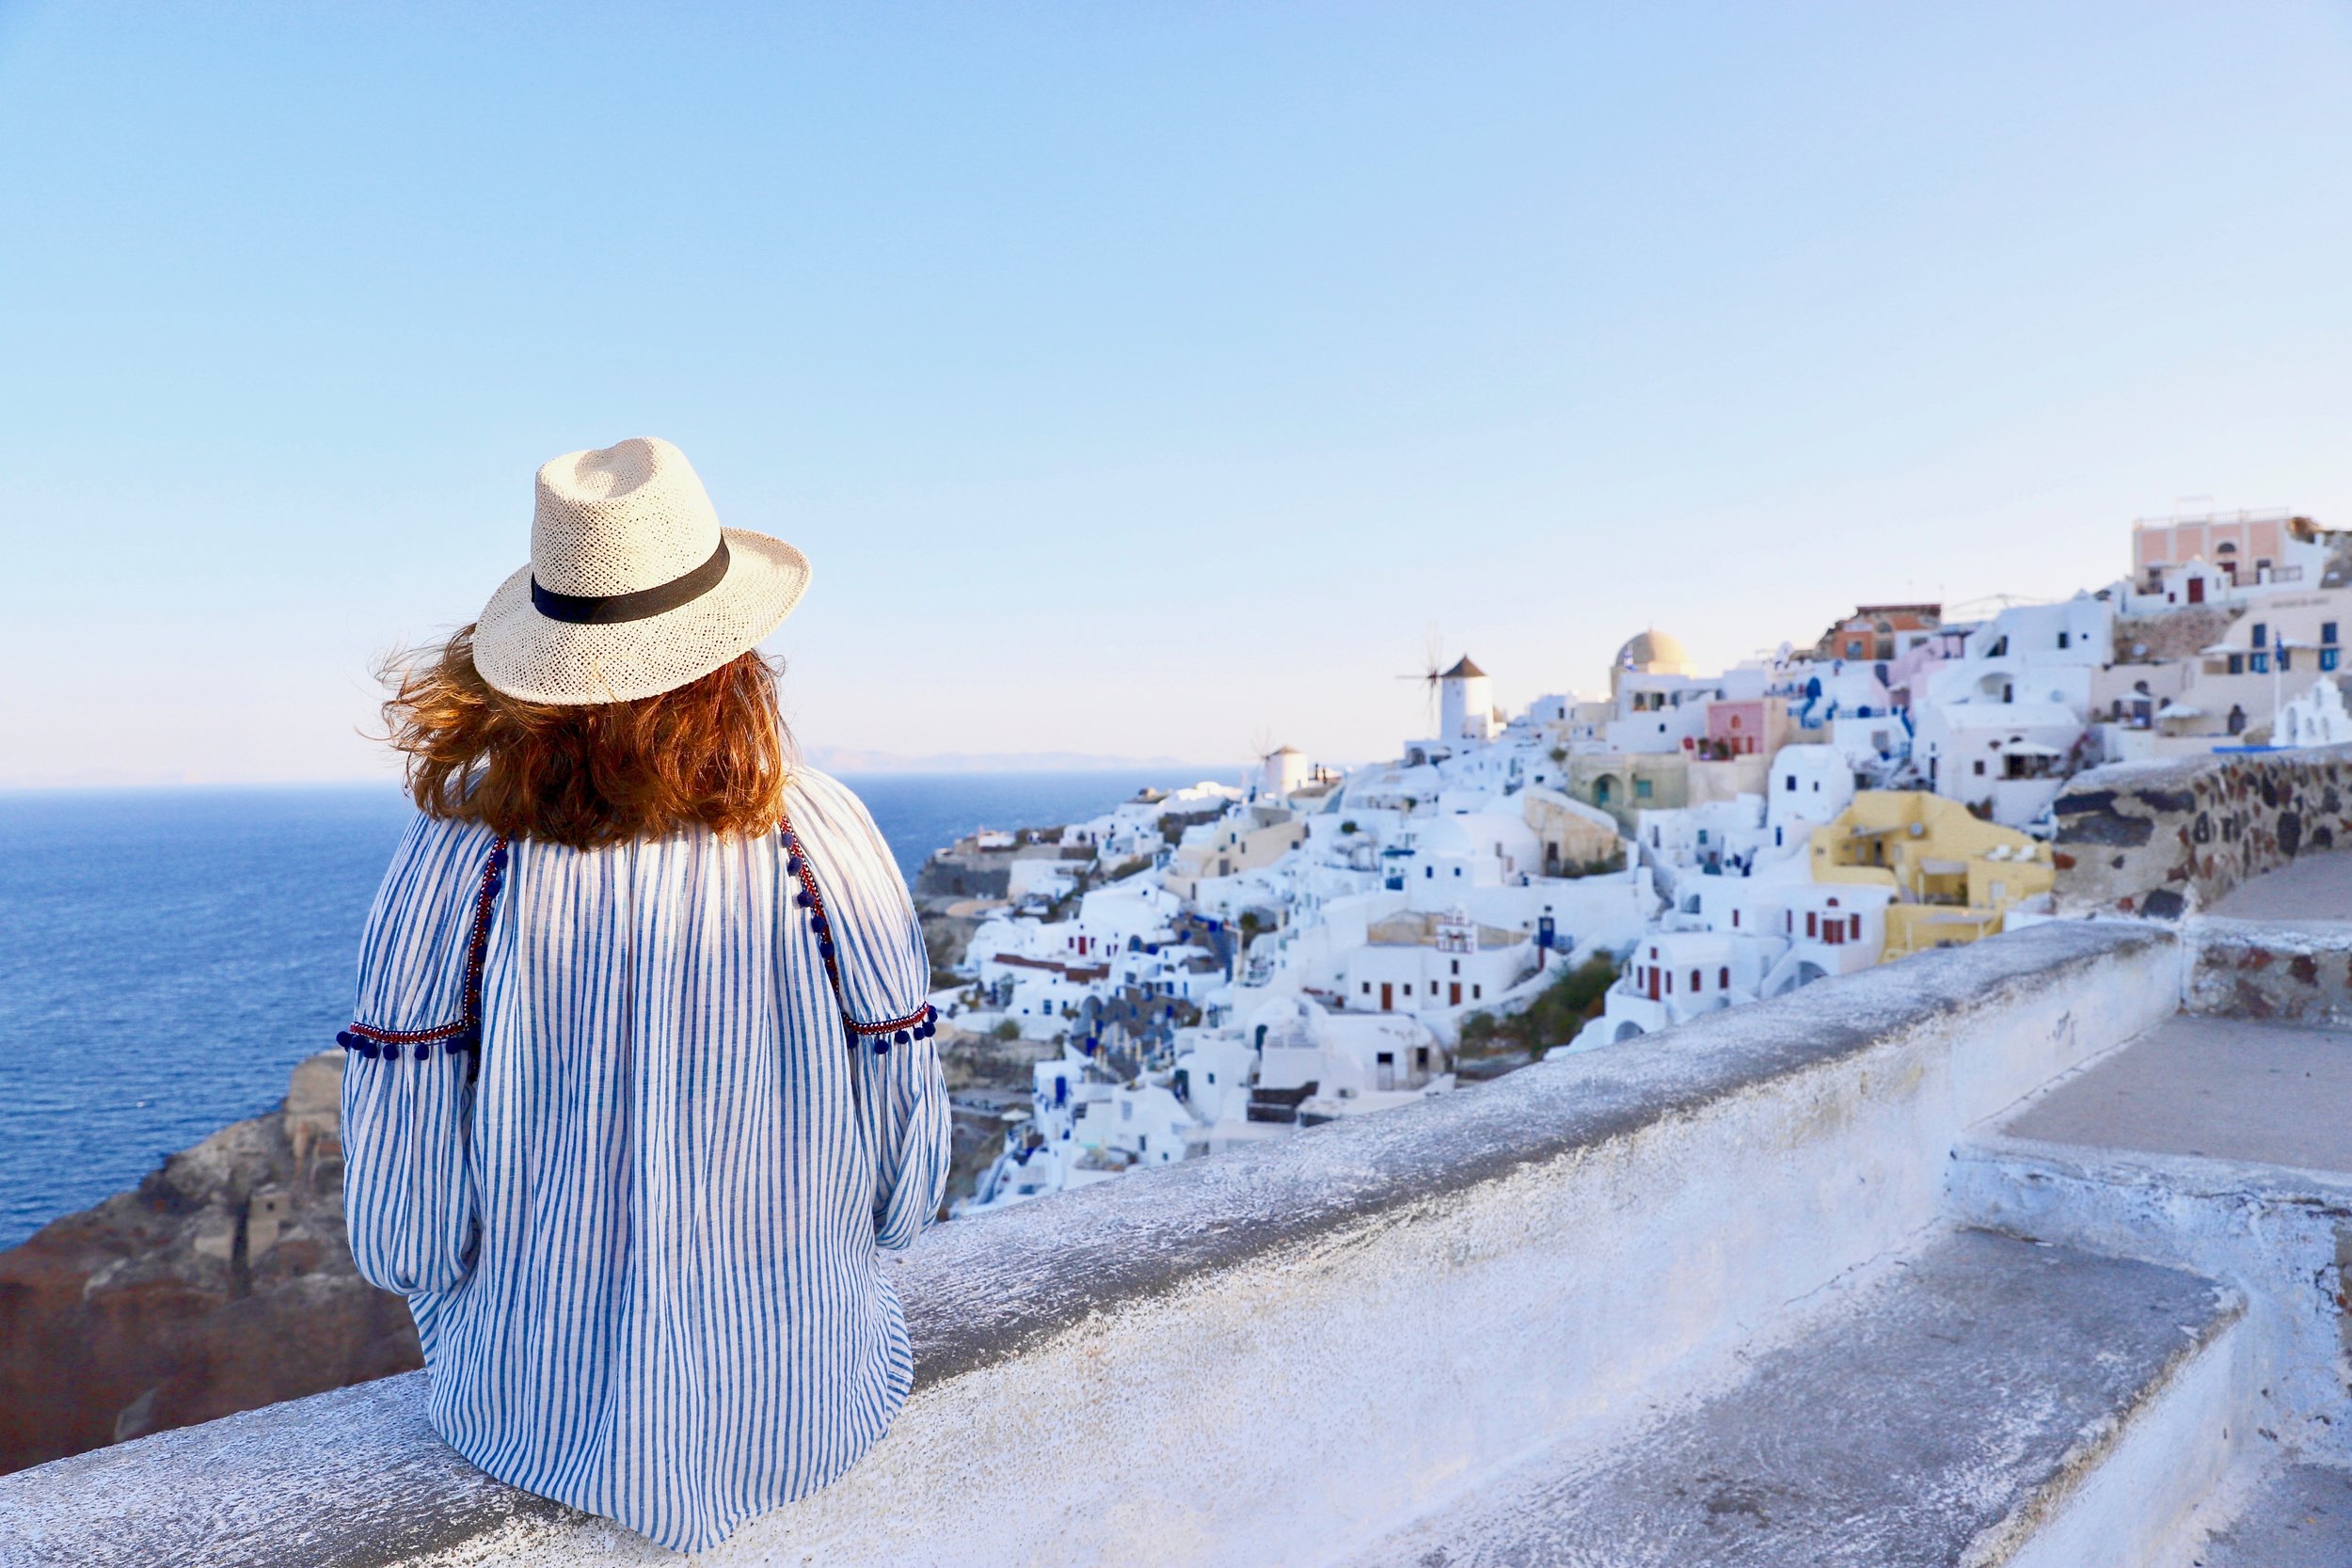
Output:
0,768,1230,1250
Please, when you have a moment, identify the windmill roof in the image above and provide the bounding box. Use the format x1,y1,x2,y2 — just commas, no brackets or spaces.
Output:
1442,657,1487,679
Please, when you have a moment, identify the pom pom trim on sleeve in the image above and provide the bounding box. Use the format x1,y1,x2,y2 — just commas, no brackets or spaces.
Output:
337,838,509,1080
777,806,939,1057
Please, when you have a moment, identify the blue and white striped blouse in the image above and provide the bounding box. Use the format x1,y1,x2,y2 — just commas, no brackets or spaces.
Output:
338,768,951,1555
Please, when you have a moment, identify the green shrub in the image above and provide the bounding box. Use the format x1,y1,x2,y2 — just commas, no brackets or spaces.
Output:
1555,847,1628,879
1456,953,1619,1062
990,1019,1021,1042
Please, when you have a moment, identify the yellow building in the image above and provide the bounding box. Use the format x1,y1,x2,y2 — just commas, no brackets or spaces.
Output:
1809,791,2055,959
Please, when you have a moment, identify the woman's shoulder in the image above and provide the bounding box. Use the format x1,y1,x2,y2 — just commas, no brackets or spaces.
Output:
368,810,506,927
782,767,887,853
781,768,927,1022
353,808,509,1016
782,767,910,903
390,806,505,872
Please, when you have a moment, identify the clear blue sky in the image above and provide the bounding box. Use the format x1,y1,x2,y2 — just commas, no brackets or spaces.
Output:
4,2,2347,786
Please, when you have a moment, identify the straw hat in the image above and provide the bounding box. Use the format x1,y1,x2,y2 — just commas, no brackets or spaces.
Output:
472,437,811,705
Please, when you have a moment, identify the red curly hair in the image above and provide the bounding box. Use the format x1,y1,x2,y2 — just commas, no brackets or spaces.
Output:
381,627,793,850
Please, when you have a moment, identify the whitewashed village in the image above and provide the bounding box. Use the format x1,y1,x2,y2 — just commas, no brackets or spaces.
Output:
924,511,2352,1214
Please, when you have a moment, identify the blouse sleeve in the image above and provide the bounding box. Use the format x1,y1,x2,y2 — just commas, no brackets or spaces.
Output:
787,770,953,1251
338,814,508,1295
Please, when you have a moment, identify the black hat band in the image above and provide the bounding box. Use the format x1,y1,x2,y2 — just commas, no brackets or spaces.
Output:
532,537,731,626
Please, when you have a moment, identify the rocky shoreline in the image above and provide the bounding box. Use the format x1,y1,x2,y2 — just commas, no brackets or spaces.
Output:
0,1052,417,1477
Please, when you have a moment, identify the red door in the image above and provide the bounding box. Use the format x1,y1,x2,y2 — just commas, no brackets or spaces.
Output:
1380,982,1392,1011
1450,982,1462,1006
2188,577,2204,605
1645,967,1661,1001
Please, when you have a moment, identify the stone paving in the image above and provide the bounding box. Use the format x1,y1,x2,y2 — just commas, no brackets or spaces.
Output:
2208,848,2352,923
2006,1013,2352,1176
2198,1462,2352,1568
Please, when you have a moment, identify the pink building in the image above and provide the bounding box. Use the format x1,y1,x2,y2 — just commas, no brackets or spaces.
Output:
1701,697,1790,758
2133,512,2313,597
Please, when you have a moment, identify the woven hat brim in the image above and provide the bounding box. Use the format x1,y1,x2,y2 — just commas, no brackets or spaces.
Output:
471,528,811,705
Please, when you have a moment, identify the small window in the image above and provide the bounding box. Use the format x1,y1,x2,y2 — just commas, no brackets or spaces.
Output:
2057,631,2070,649
2229,654,2246,675
2253,652,2270,674
1634,780,1654,800
2325,649,2342,672
2324,622,2339,645
1784,775,1796,792
1361,981,1371,994
1850,913,1862,939
1974,760,1987,776
2253,623,2268,648
1690,968,1703,992
1472,984,1482,999
1450,958,1460,975
1718,966,1730,989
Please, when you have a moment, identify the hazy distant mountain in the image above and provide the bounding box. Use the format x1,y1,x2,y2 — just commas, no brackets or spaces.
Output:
805,746,1239,776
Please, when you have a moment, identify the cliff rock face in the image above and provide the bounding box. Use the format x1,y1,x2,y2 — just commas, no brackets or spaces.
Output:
0,1052,419,1476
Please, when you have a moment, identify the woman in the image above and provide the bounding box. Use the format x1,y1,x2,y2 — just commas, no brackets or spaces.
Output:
340,437,949,1554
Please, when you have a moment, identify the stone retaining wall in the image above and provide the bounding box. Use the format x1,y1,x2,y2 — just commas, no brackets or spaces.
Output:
2051,745,2352,919
2185,920,2352,1029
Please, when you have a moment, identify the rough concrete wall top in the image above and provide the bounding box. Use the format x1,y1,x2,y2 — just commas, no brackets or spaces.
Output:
890,920,2160,1384
0,922,2165,1567
2052,744,2352,919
